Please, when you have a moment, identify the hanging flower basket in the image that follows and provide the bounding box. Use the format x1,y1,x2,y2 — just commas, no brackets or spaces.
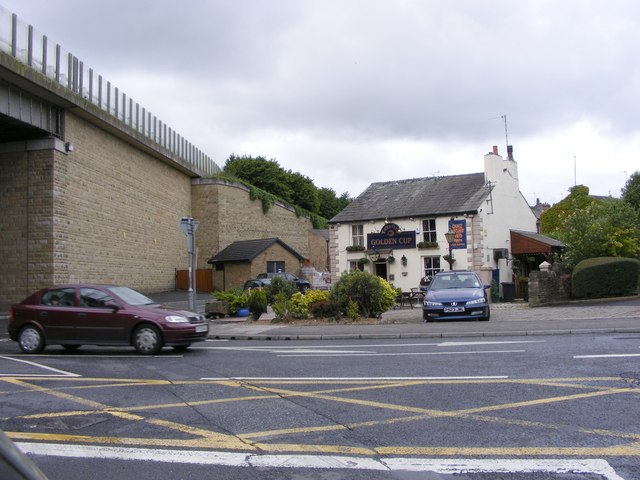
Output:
358,257,369,265
387,256,395,263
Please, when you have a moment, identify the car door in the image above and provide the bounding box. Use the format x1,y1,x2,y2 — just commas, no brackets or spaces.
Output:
37,288,78,342
76,287,130,344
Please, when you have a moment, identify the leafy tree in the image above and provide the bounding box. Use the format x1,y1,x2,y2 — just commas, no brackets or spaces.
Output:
554,198,640,268
220,154,351,220
540,185,596,236
224,155,295,202
622,171,640,211
286,170,319,213
318,187,352,220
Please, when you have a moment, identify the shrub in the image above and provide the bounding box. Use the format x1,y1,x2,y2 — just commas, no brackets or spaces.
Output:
311,300,341,320
572,257,640,299
330,270,396,317
271,292,290,322
247,289,267,320
211,288,248,315
288,292,310,319
266,276,297,303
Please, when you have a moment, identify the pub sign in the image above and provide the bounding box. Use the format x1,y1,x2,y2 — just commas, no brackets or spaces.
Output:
449,219,467,249
367,223,416,250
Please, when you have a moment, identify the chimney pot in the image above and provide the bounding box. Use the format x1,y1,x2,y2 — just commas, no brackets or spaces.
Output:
492,145,498,155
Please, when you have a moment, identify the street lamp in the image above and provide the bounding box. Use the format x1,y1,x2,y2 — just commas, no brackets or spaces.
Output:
444,228,455,270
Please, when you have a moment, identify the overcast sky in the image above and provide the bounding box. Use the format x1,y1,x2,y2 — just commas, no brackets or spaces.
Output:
4,1,639,205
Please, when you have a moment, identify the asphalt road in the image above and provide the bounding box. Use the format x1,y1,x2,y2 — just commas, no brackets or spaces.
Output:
1,332,639,479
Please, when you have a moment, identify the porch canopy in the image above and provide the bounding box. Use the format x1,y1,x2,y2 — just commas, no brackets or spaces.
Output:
510,230,565,255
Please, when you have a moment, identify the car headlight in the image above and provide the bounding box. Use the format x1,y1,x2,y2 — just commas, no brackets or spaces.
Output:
466,297,485,305
424,300,443,307
165,315,189,323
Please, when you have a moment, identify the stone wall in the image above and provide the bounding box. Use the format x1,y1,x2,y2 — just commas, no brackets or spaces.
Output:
528,270,564,306
192,179,313,270
0,111,193,310
58,113,192,291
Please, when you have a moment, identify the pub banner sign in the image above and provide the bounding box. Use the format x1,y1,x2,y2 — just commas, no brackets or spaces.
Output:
367,223,416,250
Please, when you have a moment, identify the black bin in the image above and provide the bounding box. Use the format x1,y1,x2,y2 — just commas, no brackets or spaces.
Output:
501,282,515,302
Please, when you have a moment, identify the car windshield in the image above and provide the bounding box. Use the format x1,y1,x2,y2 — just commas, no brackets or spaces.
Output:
430,274,480,290
107,286,157,306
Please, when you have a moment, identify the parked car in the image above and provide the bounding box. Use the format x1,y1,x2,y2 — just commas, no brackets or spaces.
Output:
256,272,311,292
242,278,271,290
8,284,209,355
422,271,490,322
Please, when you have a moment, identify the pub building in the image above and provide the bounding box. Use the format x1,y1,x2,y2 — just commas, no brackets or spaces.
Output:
328,146,558,300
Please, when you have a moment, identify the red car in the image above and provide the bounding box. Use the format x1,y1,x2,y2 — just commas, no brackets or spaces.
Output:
8,284,209,355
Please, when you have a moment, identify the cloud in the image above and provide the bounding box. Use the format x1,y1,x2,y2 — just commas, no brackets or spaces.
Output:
3,0,639,203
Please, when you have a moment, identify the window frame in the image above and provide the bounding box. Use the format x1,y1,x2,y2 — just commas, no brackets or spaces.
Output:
351,224,364,247
422,219,437,243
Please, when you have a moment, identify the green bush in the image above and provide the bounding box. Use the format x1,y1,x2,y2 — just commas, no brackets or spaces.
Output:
310,300,341,320
211,288,248,315
330,270,396,318
288,292,310,319
572,257,640,299
266,276,297,303
247,289,267,320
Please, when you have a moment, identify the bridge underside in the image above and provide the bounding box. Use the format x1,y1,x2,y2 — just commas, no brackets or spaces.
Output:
0,79,61,143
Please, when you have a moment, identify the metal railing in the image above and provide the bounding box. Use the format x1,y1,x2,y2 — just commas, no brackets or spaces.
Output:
0,6,220,176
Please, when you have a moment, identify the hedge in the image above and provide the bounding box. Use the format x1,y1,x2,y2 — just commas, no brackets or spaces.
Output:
572,257,640,299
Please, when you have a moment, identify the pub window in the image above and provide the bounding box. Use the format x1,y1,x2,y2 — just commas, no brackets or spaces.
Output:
422,219,437,243
349,260,364,272
267,261,285,273
351,224,364,247
423,256,441,279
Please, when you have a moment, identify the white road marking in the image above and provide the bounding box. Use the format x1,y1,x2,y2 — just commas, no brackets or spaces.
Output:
438,340,544,347
0,356,81,377
201,340,542,351
574,353,640,358
200,376,509,381
277,349,526,357
16,443,623,479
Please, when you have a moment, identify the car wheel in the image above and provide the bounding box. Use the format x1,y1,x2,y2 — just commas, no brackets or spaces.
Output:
62,345,81,351
172,344,191,352
18,326,45,354
133,325,162,355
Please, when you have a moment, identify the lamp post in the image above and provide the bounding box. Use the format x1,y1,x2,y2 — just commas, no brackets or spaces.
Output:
444,228,455,270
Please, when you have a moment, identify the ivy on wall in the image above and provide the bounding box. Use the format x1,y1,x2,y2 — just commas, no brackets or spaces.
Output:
212,173,328,229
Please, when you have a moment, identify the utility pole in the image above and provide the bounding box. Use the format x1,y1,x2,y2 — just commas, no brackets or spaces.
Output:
180,217,200,312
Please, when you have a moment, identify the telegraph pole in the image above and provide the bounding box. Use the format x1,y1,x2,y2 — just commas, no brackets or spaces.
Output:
180,217,200,312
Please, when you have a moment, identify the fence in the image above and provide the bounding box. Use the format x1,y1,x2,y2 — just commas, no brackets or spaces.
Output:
176,269,213,293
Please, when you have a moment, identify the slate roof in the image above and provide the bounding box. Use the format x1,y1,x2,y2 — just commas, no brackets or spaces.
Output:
330,173,489,223
207,237,303,263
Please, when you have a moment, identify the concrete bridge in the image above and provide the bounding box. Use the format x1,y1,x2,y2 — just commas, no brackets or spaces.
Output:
0,7,320,311
0,7,228,310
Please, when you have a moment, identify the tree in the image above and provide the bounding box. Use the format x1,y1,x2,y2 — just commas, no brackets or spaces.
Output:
539,185,596,236
220,154,351,219
622,171,640,211
318,187,352,220
554,198,640,269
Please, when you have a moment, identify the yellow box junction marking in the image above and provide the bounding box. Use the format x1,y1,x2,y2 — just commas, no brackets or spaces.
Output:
1,376,639,457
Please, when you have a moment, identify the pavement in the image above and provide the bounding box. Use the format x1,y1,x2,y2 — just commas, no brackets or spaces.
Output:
150,291,640,341
2,291,638,342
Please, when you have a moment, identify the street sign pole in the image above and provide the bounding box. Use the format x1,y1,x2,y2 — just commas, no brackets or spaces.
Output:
180,217,200,312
